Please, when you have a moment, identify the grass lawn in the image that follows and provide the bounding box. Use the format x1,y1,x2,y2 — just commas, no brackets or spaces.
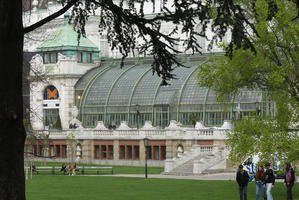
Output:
26,176,299,200
30,162,164,174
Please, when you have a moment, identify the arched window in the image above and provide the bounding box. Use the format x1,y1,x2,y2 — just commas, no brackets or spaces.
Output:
43,85,59,100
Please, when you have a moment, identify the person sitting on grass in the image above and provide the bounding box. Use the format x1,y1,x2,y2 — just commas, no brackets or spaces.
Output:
60,163,66,174
72,163,79,175
31,162,36,173
236,165,249,200
67,163,73,176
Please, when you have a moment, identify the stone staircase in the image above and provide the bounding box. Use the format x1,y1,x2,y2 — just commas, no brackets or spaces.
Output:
164,144,228,176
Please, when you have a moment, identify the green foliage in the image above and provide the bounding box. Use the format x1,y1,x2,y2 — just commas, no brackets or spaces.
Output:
53,115,62,130
198,0,299,164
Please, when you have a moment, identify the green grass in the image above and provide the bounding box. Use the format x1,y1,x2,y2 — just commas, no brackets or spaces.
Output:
26,176,299,200
27,162,163,174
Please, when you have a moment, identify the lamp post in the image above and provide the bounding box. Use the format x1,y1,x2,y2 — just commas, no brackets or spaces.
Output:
143,137,149,179
136,104,140,129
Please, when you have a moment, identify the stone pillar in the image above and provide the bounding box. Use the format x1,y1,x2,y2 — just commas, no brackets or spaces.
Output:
81,140,93,162
139,140,145,161
113,140,119,160
164,159,174,173
165,140,174,159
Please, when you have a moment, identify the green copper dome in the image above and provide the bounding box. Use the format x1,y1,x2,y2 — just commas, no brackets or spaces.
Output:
36,13,99,53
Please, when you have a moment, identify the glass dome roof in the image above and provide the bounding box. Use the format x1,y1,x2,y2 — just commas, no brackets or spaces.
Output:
75,54,267,127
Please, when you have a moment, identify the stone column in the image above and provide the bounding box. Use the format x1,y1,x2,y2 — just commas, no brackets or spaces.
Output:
139,140,145,161
113,140,119,160
81,140,93,162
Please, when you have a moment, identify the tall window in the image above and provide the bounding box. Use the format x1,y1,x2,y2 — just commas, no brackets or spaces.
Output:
120,145,125,159
109,145,114,159
134,146,140,159
43,85,60,129
77,52,93,63
154,106,169,127
43,109,59,127
43,52,57,64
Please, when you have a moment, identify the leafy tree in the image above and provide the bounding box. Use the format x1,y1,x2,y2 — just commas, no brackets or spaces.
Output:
1,0,293,198
198,0,299,165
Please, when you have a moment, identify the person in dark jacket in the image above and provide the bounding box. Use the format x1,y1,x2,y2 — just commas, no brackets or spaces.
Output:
264,162,275,200
255,165,267,200
236,165,250,200
284,162,295,200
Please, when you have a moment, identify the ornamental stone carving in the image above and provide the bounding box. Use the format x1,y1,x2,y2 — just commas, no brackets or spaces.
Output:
141,121,156,130
30,54,44,75
94,121,108,130
195,121,206,129
69,106,83,129
220,120,232,129
117,121,131,130
165,120,181,130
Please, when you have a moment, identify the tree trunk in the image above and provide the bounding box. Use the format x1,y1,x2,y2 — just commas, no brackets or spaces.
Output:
0,1,26,199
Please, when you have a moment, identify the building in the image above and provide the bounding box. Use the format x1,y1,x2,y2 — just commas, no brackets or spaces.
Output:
24,2,275,174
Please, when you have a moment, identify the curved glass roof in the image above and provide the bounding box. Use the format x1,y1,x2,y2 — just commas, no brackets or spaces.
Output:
77,54,262,109
76,54,265,127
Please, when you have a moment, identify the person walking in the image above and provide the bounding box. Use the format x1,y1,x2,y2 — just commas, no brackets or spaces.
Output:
264,162,275,200
236,165,250,200
255,165,267,200
284,162,295,200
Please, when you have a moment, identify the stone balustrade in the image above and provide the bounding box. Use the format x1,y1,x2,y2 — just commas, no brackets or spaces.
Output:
34,120,231,141
36,128,229,141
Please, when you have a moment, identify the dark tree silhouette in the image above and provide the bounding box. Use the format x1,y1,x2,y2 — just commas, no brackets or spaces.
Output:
1,0,286,199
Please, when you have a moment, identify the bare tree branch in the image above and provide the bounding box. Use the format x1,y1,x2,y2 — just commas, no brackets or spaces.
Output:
23,0,79,34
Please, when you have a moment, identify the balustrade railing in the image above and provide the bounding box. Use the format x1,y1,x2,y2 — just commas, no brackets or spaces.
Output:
34,128,229,140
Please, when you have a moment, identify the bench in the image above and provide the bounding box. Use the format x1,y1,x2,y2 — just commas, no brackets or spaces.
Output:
79,166,113,175
25,166,113,175
32,166,67,175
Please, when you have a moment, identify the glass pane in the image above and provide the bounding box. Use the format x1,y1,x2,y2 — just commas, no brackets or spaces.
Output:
102,145,107,159
95,145,100,158
43,53,49,64
127,146,132,159
146,146,152,159
161,146,166,160
120,145,125,159
134,146,139,159
154,146,159,160
50,52,57,63
108,145,114,159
